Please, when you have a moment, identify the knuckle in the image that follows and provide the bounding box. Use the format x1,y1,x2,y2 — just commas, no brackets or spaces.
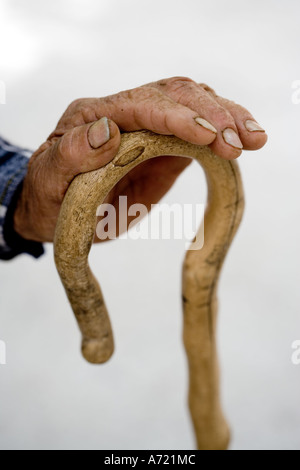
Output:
164,76,196,92
68,98,85,110
55,99,91,131
232,102,250,117
66,98,90,117
127,86,161,101
167,76,194,85
199,83,218,97
66,98,83,114
214,107,236,127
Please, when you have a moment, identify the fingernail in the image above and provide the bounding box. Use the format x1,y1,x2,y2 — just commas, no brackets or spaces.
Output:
245,120,265,132
88,117,110,149
222,128,243,149
194,117,217,134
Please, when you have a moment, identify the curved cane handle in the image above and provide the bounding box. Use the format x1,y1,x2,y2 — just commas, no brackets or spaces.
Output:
54,131,244,450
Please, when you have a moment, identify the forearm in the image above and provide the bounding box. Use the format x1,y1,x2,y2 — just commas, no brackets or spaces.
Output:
0,137,44,260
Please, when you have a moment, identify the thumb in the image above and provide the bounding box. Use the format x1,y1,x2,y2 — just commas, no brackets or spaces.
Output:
13,118,121,243
52,117,121,182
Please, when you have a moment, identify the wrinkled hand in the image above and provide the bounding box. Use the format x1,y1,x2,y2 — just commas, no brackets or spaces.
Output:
14,76,267,243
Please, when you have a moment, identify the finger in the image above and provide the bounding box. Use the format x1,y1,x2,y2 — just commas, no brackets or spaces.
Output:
96,87,218,146
150,77,243,159
209,95,268,151
51,117,121,184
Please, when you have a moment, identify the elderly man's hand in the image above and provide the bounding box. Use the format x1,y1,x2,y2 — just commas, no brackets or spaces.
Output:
14,76,267,243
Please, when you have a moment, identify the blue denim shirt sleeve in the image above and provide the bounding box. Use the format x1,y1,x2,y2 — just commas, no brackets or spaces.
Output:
0,136,44,260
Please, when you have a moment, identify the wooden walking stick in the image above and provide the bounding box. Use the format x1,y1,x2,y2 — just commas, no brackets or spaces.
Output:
54,130,244,450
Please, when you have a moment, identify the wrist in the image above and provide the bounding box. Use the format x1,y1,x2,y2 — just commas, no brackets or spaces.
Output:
3,180,44,258
13,184,44,243
13,192,33,240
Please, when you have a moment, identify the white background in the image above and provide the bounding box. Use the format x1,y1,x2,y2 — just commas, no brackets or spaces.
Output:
0,0,300,450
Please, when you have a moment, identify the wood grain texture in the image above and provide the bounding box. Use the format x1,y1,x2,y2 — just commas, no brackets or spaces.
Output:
54,130,244,450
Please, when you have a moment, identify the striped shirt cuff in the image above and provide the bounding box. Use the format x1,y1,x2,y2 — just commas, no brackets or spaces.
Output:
0,137,44,260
